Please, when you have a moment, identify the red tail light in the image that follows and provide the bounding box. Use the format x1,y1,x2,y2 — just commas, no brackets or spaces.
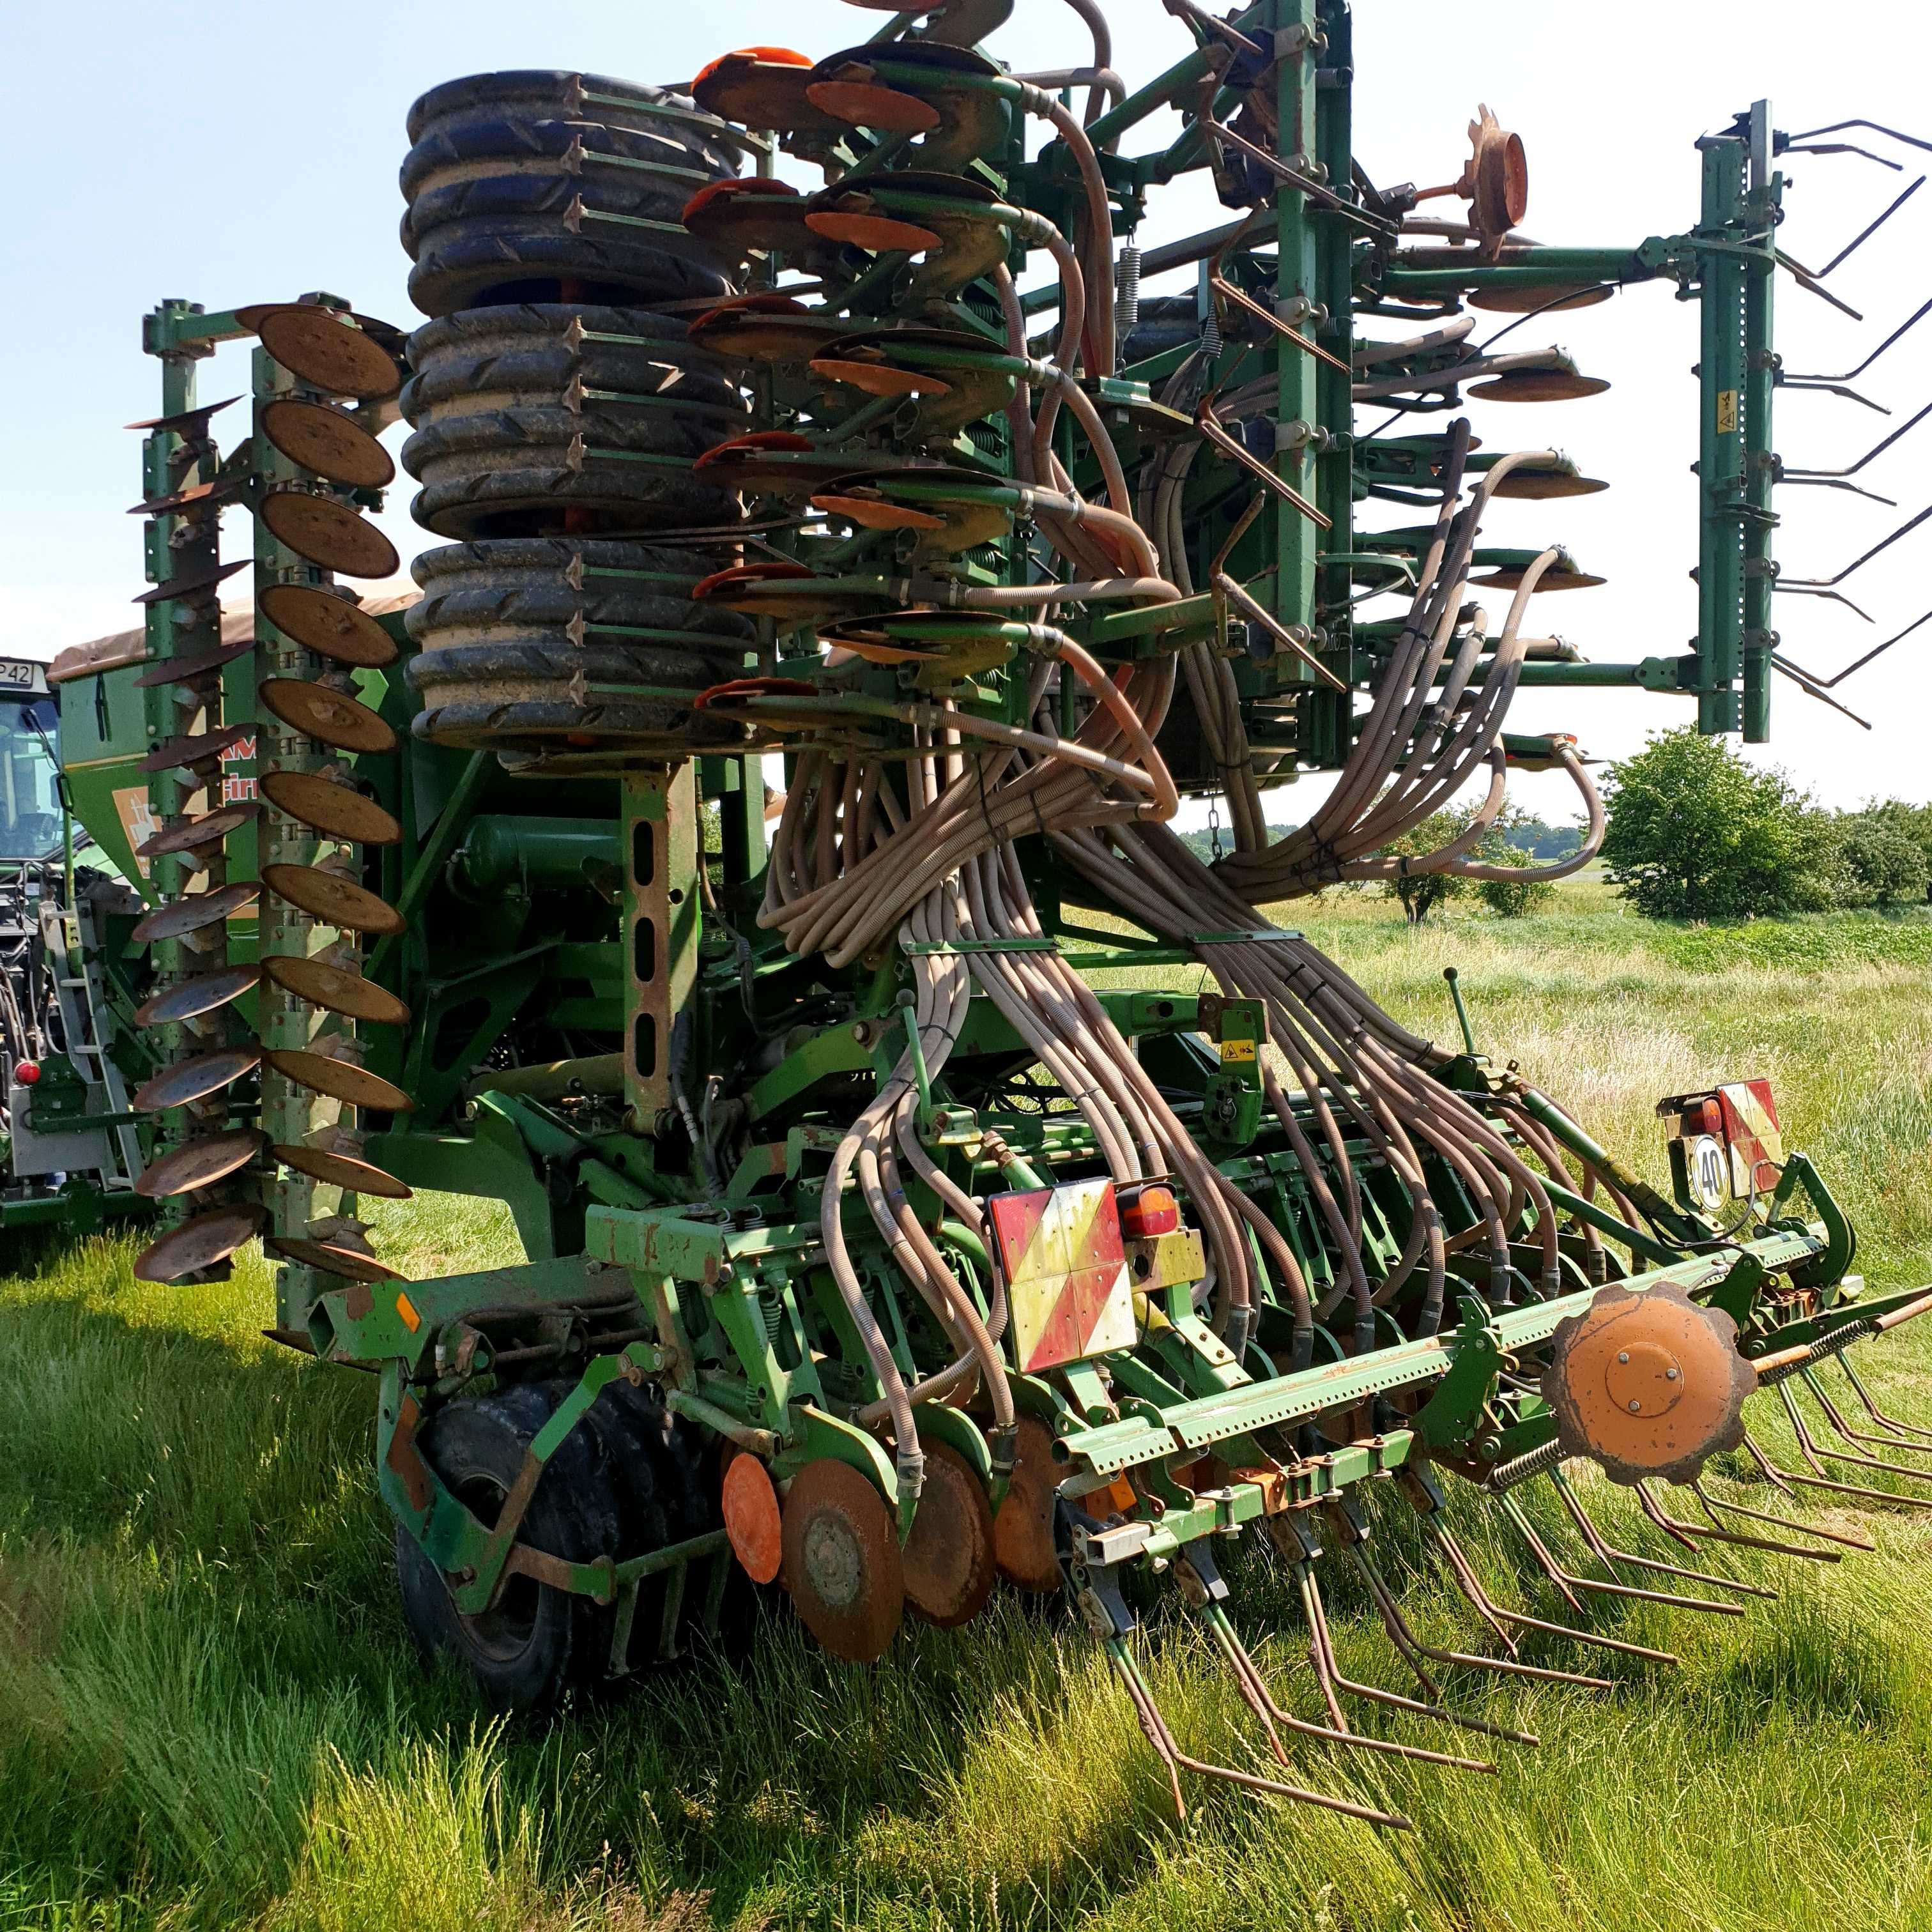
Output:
13,1062,38,1086
1119,1183,1179,1239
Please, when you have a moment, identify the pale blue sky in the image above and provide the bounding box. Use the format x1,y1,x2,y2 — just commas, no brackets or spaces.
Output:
4,1,1926,811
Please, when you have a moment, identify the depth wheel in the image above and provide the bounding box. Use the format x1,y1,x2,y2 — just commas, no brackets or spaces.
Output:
394,1382,616,1710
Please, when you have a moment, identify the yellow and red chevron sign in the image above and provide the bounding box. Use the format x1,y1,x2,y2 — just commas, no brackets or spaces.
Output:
987,1179,1135,1374
1718,1080,1783,1195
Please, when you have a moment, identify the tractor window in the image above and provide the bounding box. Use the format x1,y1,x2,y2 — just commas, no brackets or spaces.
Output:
0,698,63,859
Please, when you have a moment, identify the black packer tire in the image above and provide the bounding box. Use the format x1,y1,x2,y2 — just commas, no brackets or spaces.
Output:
583,1378,743,1669
394,1381,618,1712
406,537,753,754
401,72,741,316
401,305,745,539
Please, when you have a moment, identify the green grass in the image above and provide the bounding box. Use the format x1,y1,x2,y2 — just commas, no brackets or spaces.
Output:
5,883,1932,1931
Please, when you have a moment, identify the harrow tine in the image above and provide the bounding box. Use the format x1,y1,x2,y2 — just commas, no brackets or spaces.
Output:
1742,1428,1799,1496
1294,1555,1524,1758
1101,1636,1411,1828
1342,1529,1612,1692
1633,1479,1840,1564
1747,1414,1932,1511
1199,1593,1520,1768
1548,1468,1775,1600
1836,1354,1932,1445
1689,1477,1874,1554
1425,1519,1680,1665
1499,1492,1745,1618
1778,1380,1932,1496
1802,1367,1932,1459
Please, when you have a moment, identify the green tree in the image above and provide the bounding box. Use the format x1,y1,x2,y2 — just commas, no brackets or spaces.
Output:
1377,805,1476,923
1600,727,1834,921
1855,799,1932,901
1837,811,1930,906
1478,843,1558,917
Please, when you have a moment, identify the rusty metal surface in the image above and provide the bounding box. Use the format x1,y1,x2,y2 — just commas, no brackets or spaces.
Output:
259,677,399,755
901,1439,996,1628
262,862,407,937
1544,1282,1756,1485
258,581,400,668
780,1455,904,1661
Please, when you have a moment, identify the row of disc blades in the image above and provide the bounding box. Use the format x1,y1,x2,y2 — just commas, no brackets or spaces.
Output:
132,302,418,1288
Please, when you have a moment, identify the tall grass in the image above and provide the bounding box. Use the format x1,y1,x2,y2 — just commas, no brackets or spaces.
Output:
3,887,1930,1930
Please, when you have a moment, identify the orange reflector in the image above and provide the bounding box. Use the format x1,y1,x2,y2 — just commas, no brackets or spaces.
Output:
394,1289,421,1333
1119,1183,1180,1239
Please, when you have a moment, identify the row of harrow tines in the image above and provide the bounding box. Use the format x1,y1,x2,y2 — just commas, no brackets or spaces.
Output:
128,299,415,1291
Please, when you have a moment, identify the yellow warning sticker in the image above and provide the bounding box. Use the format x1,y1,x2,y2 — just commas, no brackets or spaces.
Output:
1716,389,1738,434
394,1290,422,1333
1219,1037,1257,1063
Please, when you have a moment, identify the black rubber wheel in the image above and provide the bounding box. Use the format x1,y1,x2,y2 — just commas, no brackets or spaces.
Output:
394,1381,618,1711
406,537,753,753
400,305,746,537
401,72,742,316
584,1378,746,1669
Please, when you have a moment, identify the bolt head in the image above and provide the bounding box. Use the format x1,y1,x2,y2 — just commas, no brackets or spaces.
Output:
1617,1351,1630,1364
1628,1399,1643,1413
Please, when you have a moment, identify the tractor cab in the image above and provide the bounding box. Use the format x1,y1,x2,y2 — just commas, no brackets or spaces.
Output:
0,661,63,864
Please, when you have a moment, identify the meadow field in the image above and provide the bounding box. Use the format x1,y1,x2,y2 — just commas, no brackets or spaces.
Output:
4,882,1932,1931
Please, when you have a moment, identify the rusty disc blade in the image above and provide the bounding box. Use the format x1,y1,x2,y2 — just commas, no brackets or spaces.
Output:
135,1203,266,1284
1468,371,1612,402
261,397,396,489
811,491,946,532
258,583,399,668
261,487,400,579
1472,565,1607,592
804,78,940,134
902,1439,996,1629
139,721,252,776
266,1234,401,1282
259,769,402,847
780,1457,905,1661
263,1046,415,1112
133,558,250,607
259,677,398,755
135,801,261,861
255,305,403,400
132,962,261,1029
132,1045,263,1112
133,636,258,689
804,206,942,255
992,1413,1062,1592
135,1126,267,1200
262,863,406,936
264,952,411,1026
273,1142,413,1199
1468,282,1613,314
809,356,953,400
723,1450,784,1584
691,53,843,134
132,882,260,946
1490,470,1609,500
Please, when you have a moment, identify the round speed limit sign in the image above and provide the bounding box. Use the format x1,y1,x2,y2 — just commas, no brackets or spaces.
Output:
1687,1133,1730,1209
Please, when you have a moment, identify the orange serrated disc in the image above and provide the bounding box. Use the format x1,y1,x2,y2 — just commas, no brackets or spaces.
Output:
1542,1281,1755,1486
